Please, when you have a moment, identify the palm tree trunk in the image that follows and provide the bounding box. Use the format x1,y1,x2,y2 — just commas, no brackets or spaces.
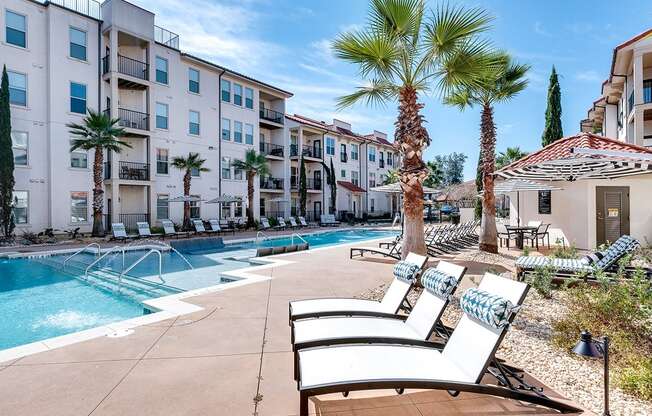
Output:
479,103,498,253
182,171,191,231
246,172,255,228
396,87,429,258
91,147,105,237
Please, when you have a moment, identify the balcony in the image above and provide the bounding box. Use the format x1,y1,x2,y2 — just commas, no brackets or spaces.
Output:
105,108,150,131
259,142,284,158
290,177,322,191
259,108,284,125
155,25,179,50
260,176,284,190
104,161,150,181
290,144,322,160
103,55,149,82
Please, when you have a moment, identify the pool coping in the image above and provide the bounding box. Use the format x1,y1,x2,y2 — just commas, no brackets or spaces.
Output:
0,228,398,363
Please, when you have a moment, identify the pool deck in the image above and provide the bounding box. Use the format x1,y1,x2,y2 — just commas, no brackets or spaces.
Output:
0,240,587,415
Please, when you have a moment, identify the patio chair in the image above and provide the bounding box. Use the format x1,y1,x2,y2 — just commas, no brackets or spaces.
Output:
288,217,300,229
350,241,402,260
208,219,223,235
136,222,162,238
523,223,550,249
193,219,218,235
259,217,272,231
516,234,640,281
291,261,467,379
298,216,317,228
161,219,189,239
110,223,132,241
497,223,517,249
295,273,579,416
275,217,288,231
289,253,428,323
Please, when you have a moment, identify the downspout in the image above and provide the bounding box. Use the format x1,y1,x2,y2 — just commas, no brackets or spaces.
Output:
97,20,101,111
217,68,225,201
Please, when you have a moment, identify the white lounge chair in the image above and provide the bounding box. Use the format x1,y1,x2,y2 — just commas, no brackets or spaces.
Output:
288,217,300,229
350,242,402,260
111,223,132,241
161,219,188,239
259,217,271,231
136,221,162,238
298,216,316,228
295,273,579,415
193,219,218,235
289,253,428,323
275,217,287,230
208,219,222,235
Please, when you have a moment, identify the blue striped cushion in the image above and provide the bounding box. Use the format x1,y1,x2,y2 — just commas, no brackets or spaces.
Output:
393,260,421,283
460,288,515,329
421,268,457,298
595,235,639,269
516,256,593,272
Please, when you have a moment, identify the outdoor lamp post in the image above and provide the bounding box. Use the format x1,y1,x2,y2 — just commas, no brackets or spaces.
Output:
573,330,610,416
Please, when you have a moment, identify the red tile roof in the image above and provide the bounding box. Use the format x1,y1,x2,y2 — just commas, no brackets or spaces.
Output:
498,132,652,171
337,181,366,193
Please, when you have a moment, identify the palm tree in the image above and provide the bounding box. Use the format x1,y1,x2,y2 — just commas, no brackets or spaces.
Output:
384,169,400,185
445,54,529,253
333,0,497,257
171,152,210,231
232,149,269,228
496,146,529,169
68,109,130,237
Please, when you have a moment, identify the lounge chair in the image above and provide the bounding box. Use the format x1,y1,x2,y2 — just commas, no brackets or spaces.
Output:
259,217,272,231
289,253,428,323
161,219,189,239
220,219,237,234
288,217,300,229
136,222,162,238
193,219,219,235
291,261,466,379
110,223,132,241
275,217,287,231
516,234,639,280
320,214,340,227
208,219,223,235
350,242,401,260
298,216,317,228
295,273,579,415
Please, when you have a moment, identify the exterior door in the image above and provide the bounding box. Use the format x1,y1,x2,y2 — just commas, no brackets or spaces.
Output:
596,186,630,245
313,201,322,220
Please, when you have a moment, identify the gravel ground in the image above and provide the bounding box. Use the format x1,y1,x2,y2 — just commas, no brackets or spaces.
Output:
357,270,652,416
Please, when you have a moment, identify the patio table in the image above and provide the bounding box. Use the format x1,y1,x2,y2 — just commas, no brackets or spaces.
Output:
505,225,538,250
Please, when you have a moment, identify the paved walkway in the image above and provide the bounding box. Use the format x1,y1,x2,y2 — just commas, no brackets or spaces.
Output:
0,243,585,415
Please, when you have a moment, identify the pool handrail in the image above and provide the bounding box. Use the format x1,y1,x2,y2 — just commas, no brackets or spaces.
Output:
119,249,164,291
169,246,194,270
256,231,269,244
63,242,101,269
291,233,308,246
85,245,125,279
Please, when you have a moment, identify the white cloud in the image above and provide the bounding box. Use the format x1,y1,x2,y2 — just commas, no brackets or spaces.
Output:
575,70,602,83
309,39,337,66
533,22,553,37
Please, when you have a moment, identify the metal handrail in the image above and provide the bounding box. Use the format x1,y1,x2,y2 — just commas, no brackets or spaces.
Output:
256,231,269,244
120,249,164,292
169,247,194,270
291,233,308,246
85,245,124,279
63,243,101,268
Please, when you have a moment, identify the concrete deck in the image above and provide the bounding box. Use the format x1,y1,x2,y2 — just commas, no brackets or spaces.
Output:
0,242,585,415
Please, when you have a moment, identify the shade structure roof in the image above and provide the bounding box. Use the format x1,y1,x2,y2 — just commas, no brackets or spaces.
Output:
491,179,563,195
369,182,441,195
337,181,366,193
206,195,243,204
168,195,204,203
496,132,652,181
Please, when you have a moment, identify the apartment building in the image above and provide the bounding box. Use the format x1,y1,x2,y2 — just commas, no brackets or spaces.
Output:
581,29,652,146
2,0,291,233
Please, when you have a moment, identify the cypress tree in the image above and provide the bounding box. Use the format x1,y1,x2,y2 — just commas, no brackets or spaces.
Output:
0,66,15,238
299,156,307,217
474,150,483,220
541,66,563,146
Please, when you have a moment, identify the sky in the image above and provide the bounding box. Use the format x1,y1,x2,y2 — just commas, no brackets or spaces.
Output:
131,0,652,180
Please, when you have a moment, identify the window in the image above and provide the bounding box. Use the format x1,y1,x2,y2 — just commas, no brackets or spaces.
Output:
189,110,200,135
234,83,242,106
189,195,200,218
11,131,27,166
12,191,28,224
245,87,254,109
8,71,26,106
221,118,231,140
155,56,168,84
221,157,231,179
340,169,346,178
368,146,376,162
538,190,551,215
234,121,243,143
188,68,200,93
69,27,86,61
369,172,376,188
222,203,232,219
379,151,384,164
326,137,335,155
156,194,169,220
234,161,243,180
221,79,231,102
70,82,86,114
387,153,393,166
156,102,168,129
351,143,359,160
156,148,169,174
70,192,88,223
191,166,200,177
5,10,26,48
245,123,254,145
70,138,87,168
340,144,347,162
351,171,359,186
234,202,243,217
370,198,375,213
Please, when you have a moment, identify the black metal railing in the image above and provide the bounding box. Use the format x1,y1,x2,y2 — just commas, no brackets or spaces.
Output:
292,144,322,159
260,176,284,190
104,161,150,181
50,0,101,19
306,178,322,190
105,108,149,131
154,25,180,50
340,152,348,163
119,213,150,232
629,90,635,114
379,159,385,168
644,80,652,104
102,55,109,75
264,210,284,220
259,108,284,124
117,54,149,80
259,142,284,157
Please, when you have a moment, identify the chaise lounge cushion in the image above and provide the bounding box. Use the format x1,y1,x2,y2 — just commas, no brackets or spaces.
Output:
459,288,515,329
515,256,593,272
420,268,457,298
594,235,639,270
393,260,421,283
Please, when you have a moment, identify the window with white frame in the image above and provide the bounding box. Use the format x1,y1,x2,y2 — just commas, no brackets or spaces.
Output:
234,121,243,143
12,131,27,166
156,102,168,129
340,169,346,178
221,203,231,219
156,148,169,174
188,68,200,93
69,27,86,61
234,202,243,217
351,170,359,186
387,152,393,166
368,146,376,162
221,157,231,179
234,83,242,106
191,165,200,177
351,143,359,160
70,191,88,223
245,87,254,109
12,190,28,224
70,138,87,168
5,10,26,48
326,137,335,155
234,160,243,180
245,123,254,145
156,194,169,220
369,172,376,187
221,118,231,140
189,110,200,135
221,79,231,102
8,71,26,106
155,56,168,84
70,82,86,114
189,195,200,218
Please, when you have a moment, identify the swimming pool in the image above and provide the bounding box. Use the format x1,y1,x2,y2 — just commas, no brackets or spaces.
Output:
0,228,396,351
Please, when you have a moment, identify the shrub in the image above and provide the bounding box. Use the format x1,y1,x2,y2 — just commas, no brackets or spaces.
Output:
550,243,578,259
150,226,164,235
20,230,42,245
552,272,652,399
527,265,555,298
522,245,531,257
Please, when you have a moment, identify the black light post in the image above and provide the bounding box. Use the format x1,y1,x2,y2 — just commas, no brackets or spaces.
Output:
573,330,610,416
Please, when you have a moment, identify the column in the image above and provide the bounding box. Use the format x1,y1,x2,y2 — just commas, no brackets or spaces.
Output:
633,53,645,145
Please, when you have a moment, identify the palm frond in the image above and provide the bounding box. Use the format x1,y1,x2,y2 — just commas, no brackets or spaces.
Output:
332,30,401,80
442,88,474,110
424,4,492,58
368,0,425,46
336,79,398,109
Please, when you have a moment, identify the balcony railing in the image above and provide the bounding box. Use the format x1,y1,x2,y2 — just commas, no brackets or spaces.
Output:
50,0,101,19
105,108,149,131
117,54,149,80
291,144,322,159
260,176,284,190
260,108,284,124
104,161,150,181
259,142,284,157
290,178,322,190
154,25,180,50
